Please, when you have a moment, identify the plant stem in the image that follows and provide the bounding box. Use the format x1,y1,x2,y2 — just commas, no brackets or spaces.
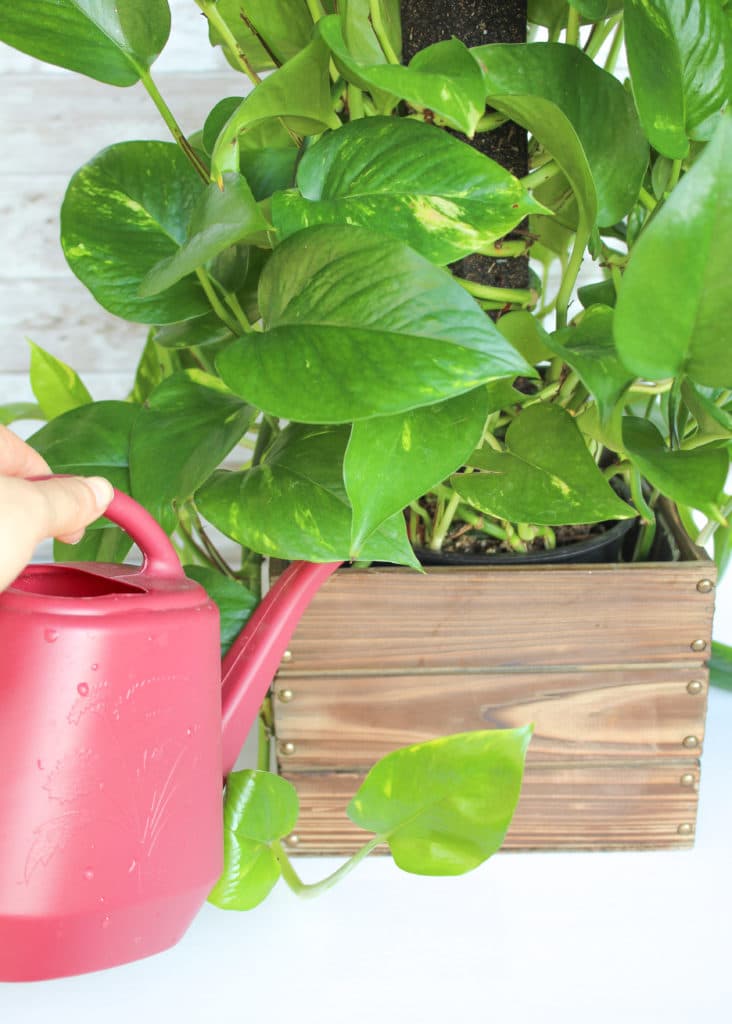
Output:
196,0,261,88
191,510,238,578
629,380,673,395
225,292,254,333
272,837,382,898
475,111,509,133
456,277,536,307
480,238,532,258
555,229,585,329
604,20,625,74
520,160,562,190
638,186,657,214
584,13,622,59
429,490,462,551
347,83,365,120
305,0,327,23
566,6,581,47
138,69,210,184
629,467,654,524
696,498,732,546
257,698,272,771
666,158,683,194
195,269,240,333
369,0,400,64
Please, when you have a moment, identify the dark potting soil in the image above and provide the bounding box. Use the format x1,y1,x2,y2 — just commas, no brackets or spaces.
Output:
400,0,530,292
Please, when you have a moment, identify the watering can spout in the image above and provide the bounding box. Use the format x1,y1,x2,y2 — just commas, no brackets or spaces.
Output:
219,560,341,776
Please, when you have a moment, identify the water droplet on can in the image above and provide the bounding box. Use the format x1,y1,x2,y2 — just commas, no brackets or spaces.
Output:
83,867,94,881
186,727,193,737
44,628,59,643
101,915,111,930
36,759,44,771
91,663,99,671
77,682,89,697
128,858,137,874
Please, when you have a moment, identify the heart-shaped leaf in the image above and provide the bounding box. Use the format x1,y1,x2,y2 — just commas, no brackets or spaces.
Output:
345,387,493,555
710,642,732,692
129,370,255,522
681,380,732,438
545,305,634,425
614,113,732,389
28,400,138,495
347,727,532,876
211,37,341,178
217,224,533,424
208,770,299,911
61,141,207,324
473,42,649,226
319,15,485,135
496,311,553,365
272,116,545,264
0,0,170,85
29,341,92,420
140,173,269,296
453,404,635,525
183,565,257,658
197,423,420,567
622,417,728,519
154,313,234,351
625,0,731,157
207,0,315,73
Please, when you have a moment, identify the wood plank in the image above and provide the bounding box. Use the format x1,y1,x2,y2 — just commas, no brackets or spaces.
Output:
0,176,75,279
278,564,716,674
0,278,146,373
273,667,708,768
1,72,237,175
280,761,700,854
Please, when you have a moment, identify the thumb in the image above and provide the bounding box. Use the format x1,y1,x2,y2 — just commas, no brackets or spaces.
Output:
30,476,115,545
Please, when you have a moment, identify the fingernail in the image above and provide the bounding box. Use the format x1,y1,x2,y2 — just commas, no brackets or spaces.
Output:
83,476,114,509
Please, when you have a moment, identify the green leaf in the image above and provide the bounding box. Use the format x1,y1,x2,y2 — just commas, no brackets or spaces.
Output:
217,225,533,424
28,341,92,419
453,404,635,525
345,388,491,555
28,400,138,495
0,0,170,85
681,380,732,439
709,641,732,691
614,114,732,389
211,37,341,178
203,105,298,200
196,423,420,567
129,370,254,522
61,141,207,324
347,727,532,876
528,0,623,27
714,519,732,580
473,43,649,226
154,314,234,351
183,565,257,657
545,306,634,424
577,279,616,309
319,16,485,136
207,0,315,73
622,417,728,518
496,311,552,365
625,0,731,156
208,770,299,911
272,117,545,265
0,403,44,426
53,524,132,565
140,173,269,296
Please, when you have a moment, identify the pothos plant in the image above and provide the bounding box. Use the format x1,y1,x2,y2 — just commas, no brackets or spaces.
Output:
1,0,731,906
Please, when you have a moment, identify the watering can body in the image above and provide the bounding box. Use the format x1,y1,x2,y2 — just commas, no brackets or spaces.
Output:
0,489,340,981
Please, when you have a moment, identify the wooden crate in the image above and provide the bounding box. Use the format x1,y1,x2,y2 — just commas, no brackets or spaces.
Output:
273,521,715,854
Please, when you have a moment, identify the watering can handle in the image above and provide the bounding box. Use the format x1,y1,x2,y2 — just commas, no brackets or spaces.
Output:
101,488,185,580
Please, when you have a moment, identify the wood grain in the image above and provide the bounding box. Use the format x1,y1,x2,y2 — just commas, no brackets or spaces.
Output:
274,667,708,767
280,761,700,854
278,563,716,673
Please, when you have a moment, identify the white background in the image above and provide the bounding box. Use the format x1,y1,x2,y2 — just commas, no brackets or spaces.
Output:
1,3,731,1020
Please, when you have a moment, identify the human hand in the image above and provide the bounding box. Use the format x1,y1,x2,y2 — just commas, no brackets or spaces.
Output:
0,425,114,591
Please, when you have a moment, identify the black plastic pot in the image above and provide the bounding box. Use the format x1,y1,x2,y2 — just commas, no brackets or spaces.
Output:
414,515,639,567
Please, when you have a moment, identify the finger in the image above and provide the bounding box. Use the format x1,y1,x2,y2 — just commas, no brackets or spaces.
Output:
30,476,114,543
0,424,50,477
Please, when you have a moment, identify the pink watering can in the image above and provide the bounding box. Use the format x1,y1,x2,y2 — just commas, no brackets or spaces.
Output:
0,488,340,981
